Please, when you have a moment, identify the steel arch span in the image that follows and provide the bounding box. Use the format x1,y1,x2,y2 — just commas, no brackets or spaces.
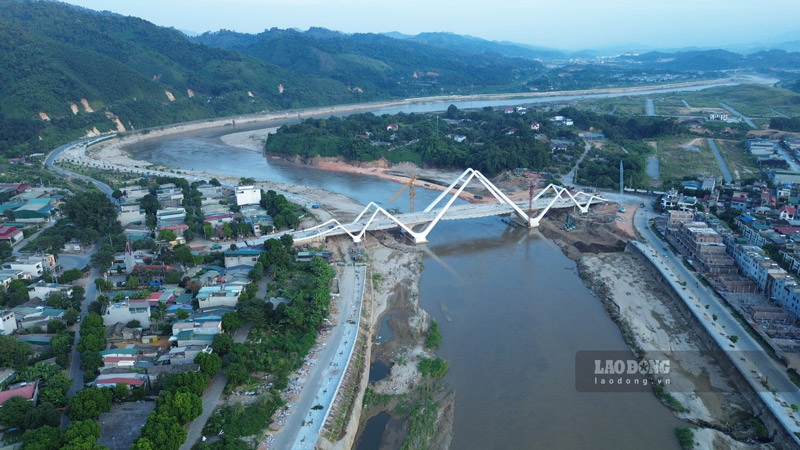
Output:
294,168,605,244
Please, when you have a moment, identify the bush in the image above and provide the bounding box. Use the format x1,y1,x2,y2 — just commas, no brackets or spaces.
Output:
675,427,695,449
425,321,441,350
417,357,449,379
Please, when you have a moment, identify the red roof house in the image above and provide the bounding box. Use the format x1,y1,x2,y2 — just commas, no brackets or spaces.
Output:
0,382,37,406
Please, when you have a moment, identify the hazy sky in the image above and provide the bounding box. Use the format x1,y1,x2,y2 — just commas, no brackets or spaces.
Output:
61,0,799,50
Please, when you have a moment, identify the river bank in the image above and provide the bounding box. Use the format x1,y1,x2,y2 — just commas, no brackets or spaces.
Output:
538,206,774,448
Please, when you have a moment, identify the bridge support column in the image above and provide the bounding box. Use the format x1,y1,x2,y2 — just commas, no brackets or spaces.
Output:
529,217,541,228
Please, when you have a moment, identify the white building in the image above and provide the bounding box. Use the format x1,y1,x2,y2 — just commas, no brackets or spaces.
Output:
102,300,151,328
2,259,43,279
235,186,261,206
196,285,243,309
0,310,17,335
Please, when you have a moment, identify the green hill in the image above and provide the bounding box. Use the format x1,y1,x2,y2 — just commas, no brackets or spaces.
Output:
0,0,356,156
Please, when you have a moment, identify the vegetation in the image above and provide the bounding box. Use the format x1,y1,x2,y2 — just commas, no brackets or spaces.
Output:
653,385,687,413
21,420,104,450
425,321,442,350
674,426,695,449
417,357,449,379
66,387,113,421
203,393,284,438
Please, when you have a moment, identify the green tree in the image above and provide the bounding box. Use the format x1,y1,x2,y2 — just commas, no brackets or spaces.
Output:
0,396,33,429
126,275,140,289
39,373,72,407
66,388,113,421
176,308,189,320
63,191,120,235
194,352,222,377
174,245,193,266
140,194,161,216
158,229,176,242
20,425,64,450
0,335,33,369
46,320,66,334
63,308,79,326
23,402,60,429
222,223,233,238
212,333,234,356
221,312,242,332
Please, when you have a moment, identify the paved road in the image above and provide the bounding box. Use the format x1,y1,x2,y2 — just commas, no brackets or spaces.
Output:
707,139,733,183
771,108,790,119
682,99,692,108
646,156,660,179
61,264,101,429
719,102,757,130
645,99,655,116
181,324,251,450
561,142,592,187
774,143,800,173
633,210,800,445
269,265,365,450
45,137,115,200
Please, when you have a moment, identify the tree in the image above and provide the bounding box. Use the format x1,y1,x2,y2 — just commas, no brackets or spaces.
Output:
21,425,64,450
79,351,103,381
221,312,242,332
174,245,193,266
126,275,140,289
222,223,233,238
39,373,72,407
46,320,66,334
158,229,176,242
63,308,79,325
176,308,189,320
63,191,120,235
209,178,221,187
23,402,60,429
203,223,213,239
212,333,234,357
0,335,33,369
0,396,33,429
141,411,187,450
127,319,142,328
140,194,161,216
194,352,222,377
66,388,113,421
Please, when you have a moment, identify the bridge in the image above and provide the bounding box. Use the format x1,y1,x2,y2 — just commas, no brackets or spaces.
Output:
291,168,605,244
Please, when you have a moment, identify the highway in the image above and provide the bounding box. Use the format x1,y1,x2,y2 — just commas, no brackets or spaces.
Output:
268,265,366,449
707,139,733,183
633,208,800,445
45,137,115,200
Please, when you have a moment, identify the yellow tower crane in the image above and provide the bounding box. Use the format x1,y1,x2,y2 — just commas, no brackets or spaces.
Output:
389,170,419,212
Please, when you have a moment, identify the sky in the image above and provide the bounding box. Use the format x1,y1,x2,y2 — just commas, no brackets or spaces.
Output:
61,0,799,51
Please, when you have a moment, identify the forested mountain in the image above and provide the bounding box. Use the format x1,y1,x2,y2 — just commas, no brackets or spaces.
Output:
192,28,546,98
0,0,355,156
384,31,566,61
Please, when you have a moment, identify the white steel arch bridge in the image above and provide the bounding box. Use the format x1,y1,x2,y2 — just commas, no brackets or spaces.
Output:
291,168,605,245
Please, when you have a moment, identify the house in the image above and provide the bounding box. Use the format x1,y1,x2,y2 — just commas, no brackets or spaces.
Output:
147,364,200,385
196,285,243,309
235,186,261,206
0,310,16,335
780,205,797,221
530,122,540,131
224,248,262,268
0,226,23,245
386,124,399,131
2,259,43,278
0,381,38,407
708,112,729,121
28,282,72,301
102,300,151,328
453,135,467,143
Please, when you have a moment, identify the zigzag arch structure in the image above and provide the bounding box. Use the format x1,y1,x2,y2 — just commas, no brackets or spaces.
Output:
293,168,606,245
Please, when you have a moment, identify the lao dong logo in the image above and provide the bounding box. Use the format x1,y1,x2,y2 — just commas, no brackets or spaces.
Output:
594,358,670,376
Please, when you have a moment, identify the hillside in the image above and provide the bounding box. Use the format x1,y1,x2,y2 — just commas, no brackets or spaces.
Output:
192,27,546,98
0,0,356,156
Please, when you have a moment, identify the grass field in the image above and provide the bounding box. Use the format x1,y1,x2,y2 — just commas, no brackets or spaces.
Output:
682,84,800,118
656,137,723,183
714,139,761,181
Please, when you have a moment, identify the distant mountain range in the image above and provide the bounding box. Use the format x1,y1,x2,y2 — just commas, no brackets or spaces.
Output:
0,0,797,158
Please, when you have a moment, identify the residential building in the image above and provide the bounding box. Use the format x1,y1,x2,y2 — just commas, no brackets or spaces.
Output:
235,186,261,206
224,248,262,268
0,310,16,335
196,285,243,309
2,258,43,278
102,300,151,328
0,226,23,245
0,382,38,407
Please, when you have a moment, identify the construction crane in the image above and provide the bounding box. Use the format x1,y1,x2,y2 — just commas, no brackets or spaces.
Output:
390,170,419,212
528,182,536,219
